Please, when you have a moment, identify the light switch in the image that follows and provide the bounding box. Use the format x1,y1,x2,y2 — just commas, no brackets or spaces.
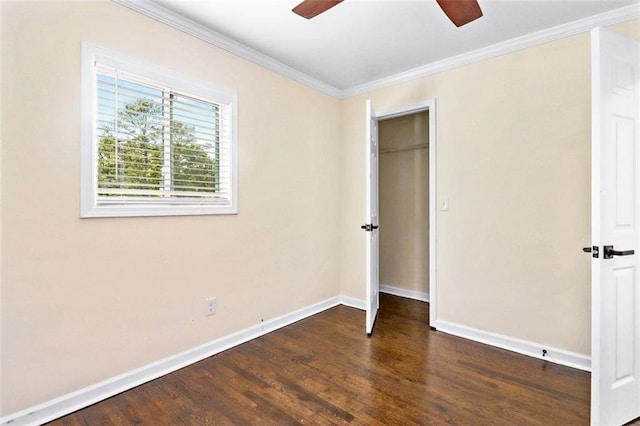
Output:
439,197,449,211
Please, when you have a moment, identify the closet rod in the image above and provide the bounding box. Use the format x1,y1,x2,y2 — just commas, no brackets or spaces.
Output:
379,143,428,155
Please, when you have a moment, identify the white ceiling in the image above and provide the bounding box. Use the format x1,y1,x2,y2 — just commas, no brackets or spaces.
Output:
135,0,639,94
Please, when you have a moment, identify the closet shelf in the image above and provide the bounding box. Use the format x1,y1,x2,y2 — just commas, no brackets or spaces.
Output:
379,143,428,155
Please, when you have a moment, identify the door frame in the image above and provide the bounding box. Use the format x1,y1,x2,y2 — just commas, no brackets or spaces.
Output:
376,99,437,326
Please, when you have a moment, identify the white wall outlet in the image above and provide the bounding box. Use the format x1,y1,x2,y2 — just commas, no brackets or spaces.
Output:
205,297,217,316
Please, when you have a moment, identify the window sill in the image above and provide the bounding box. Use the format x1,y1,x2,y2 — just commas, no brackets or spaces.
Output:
80,204,238,218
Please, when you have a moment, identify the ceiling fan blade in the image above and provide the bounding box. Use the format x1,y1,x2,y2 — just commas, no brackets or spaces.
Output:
436,0,483,27
292,0,344,19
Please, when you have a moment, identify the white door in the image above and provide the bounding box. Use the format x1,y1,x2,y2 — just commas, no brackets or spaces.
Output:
364,100,379,335
591,26,640,426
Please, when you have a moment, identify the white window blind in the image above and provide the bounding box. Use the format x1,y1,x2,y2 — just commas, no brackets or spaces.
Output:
81,44,238,217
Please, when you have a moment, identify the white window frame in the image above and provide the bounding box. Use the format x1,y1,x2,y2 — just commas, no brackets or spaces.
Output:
81,42,238,218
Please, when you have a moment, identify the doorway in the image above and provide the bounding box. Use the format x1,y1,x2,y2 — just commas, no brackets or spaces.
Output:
378,111,430,305
365,99,437,332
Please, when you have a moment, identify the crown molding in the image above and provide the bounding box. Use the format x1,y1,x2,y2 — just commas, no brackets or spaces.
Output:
341,3,640,98
113,0,638,100
112,0,343,98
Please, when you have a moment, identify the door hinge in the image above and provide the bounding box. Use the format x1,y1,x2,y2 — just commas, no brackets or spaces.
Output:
360,224,379,232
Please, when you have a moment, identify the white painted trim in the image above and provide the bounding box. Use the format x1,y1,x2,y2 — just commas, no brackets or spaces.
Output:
427,100,437,328
1,294,592,425
113,1,638,100
112,0,343,99
342,4,640,98
80,42,239,218
380,284,429,303
590,27,604,425
434,320,591,372
377,101,431,120
0,296,345,426
376,99,438,327
339,295,366,310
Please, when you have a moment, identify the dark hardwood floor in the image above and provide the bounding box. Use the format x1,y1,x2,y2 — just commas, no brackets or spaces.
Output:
49,294,592,425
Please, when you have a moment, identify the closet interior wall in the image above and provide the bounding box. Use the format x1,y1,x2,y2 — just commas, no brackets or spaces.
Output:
378,111,429,295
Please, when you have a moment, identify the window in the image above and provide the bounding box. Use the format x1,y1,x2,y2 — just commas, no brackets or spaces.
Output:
81,43,238,217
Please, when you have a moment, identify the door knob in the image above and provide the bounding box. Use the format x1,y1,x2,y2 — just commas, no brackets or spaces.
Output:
603,245,635,259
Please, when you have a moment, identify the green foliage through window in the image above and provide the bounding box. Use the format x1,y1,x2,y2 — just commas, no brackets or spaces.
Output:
96,73,220,200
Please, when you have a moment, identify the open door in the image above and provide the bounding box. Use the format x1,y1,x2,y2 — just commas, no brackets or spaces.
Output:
363,100,379,336
591,27,640,426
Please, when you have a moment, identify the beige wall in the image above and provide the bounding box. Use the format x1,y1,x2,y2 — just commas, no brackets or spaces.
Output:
379,112,429,293
339,17,640,357
1,0,639,417
0,1,340,415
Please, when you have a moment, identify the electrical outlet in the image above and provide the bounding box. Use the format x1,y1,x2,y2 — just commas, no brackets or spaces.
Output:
205,297,216,316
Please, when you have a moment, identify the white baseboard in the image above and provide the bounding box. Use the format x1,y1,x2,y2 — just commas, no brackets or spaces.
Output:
434,319,591,372
380,284,429,302
1,295,590,425
0,296,346,426
339,295,366,310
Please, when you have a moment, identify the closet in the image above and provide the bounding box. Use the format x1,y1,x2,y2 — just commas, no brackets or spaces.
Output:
378,111,429,297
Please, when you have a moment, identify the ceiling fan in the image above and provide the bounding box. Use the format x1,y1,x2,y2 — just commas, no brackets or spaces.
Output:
292,0,483,27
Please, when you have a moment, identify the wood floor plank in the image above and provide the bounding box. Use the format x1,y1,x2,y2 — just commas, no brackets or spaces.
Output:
47,294,592,425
